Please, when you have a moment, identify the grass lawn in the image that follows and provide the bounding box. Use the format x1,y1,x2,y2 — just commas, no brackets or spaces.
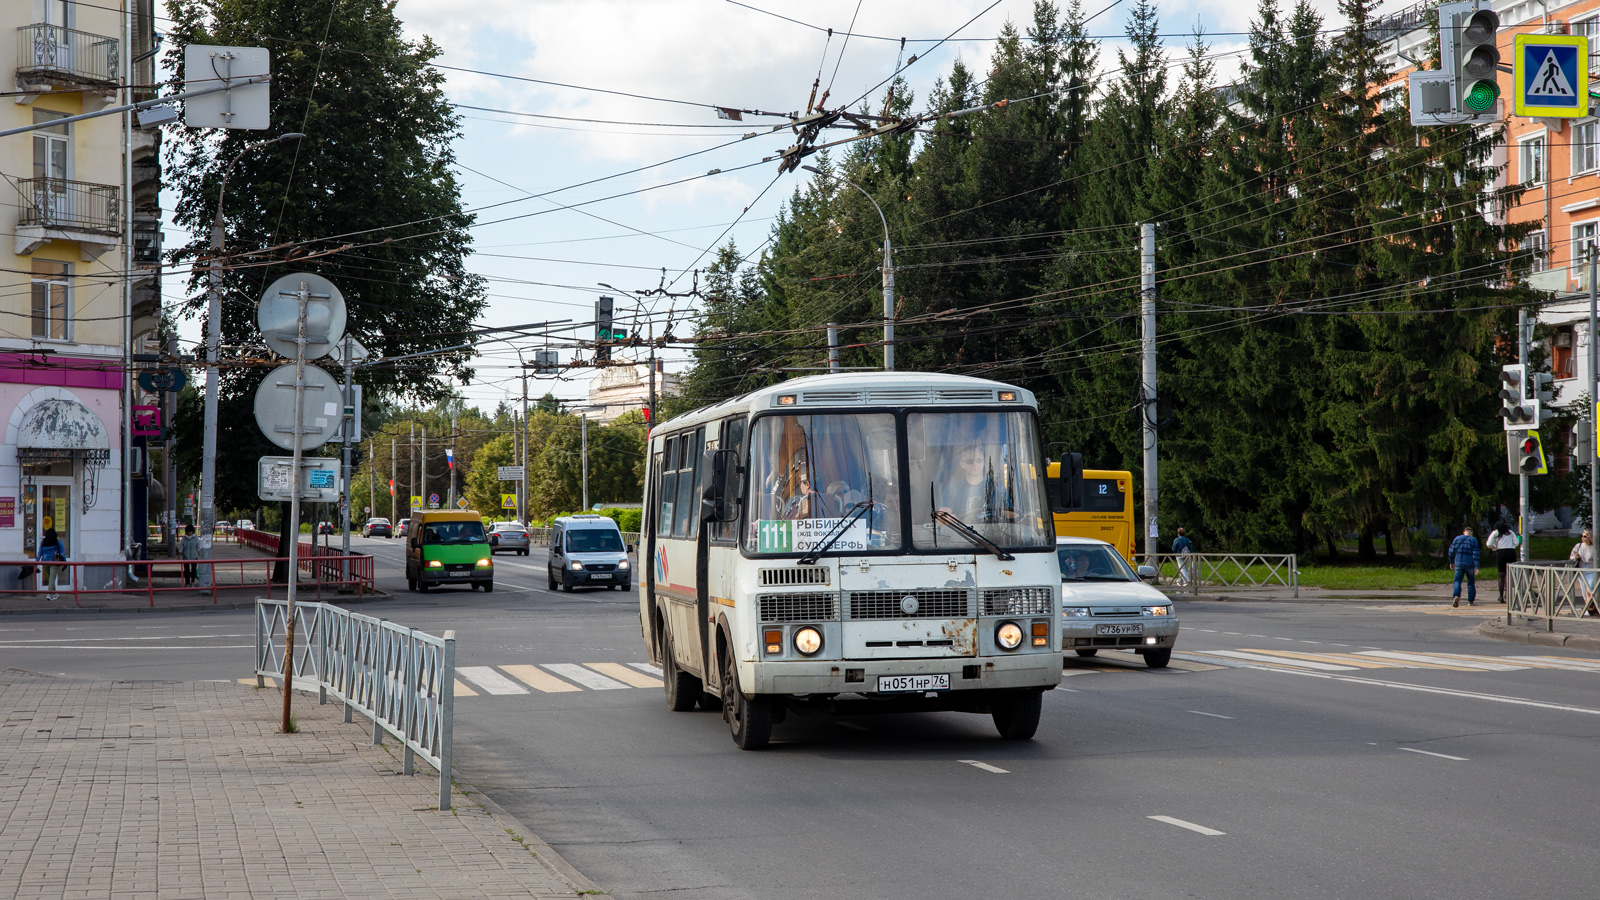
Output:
1295,564,1453,590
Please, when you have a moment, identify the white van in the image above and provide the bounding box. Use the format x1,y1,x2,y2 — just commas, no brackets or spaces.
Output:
547,515,632,592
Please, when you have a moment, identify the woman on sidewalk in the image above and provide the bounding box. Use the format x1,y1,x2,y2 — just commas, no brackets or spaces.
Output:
1487,521,1519,603
37,528,66,602
1570,530,1598,616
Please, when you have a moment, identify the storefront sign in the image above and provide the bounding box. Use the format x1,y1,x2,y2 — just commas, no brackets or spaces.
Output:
0,497,13,528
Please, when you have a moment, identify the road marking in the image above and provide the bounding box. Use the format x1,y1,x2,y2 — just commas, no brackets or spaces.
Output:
1191,650,1357,671
1238,648,1415,670
1356,651,1524,672
1148,815,1225,836
629,662,664,676
542,663,630,690
1399,747,1468,761
452,679,478,697
456,666,529,695
585,662,660,687
0,634,253,643
1187,710,1234,719
1510,655,1600,671
959,760,1009,774
1254,666,1600,716
499,664,581,693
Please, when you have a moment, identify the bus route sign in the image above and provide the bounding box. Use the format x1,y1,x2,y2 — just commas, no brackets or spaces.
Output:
756,518,868,553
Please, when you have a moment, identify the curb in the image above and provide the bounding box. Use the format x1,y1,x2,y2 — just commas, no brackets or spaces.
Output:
462,779,607,896
1477,618,1600,653
0,590,394,616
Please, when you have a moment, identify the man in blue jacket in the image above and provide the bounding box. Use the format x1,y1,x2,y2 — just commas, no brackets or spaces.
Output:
1448,525,1480,608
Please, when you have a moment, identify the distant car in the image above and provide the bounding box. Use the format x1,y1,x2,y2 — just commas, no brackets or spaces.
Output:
363,517,392,538
317,521,335,535
489,522,530,556
1057,536,1177,668
236,519,255,532
396,518,411,537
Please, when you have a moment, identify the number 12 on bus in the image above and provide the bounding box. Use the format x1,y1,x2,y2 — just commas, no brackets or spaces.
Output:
639,372,1080,749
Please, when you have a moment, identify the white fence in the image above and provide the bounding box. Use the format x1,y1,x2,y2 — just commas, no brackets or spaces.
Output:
1147,553,1299,597
1508,562,1599,630
255,600,456,809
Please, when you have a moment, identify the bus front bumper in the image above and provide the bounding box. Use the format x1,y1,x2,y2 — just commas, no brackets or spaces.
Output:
747,653,1061,696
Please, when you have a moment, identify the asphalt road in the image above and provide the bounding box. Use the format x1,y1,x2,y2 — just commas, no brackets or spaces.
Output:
5,539,1599,899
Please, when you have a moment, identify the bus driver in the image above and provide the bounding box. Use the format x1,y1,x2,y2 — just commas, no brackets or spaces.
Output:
936,449,1016,524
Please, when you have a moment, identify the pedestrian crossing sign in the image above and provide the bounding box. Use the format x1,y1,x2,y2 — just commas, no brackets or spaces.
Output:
1513,34,1589,118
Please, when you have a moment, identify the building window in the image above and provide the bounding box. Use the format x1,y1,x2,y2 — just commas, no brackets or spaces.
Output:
1577,121,1600,175
30,259,69,341
1526,231,1548,272
1553,325,1576,380
1521,135,1546,185
1577,18,1600,74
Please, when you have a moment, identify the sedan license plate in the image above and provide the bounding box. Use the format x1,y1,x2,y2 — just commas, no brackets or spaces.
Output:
877,673,950,693
1096,623,1144,636
588,572,612,580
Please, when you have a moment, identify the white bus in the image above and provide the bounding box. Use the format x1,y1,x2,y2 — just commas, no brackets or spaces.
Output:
639,371,1067,749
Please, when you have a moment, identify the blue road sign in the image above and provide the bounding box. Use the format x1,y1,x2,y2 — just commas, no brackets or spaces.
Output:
1514,34,1589,118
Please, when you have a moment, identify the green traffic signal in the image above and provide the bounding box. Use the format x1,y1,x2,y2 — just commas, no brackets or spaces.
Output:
1464,80,1498,112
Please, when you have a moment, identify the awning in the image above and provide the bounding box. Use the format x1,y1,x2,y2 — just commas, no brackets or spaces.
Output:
16,398,109,451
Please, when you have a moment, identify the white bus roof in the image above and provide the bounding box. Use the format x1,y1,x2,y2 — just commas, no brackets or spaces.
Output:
655,372,1036,434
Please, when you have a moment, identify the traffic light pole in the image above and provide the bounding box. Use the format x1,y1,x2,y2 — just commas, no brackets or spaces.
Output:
1590,246,1597,540
1520,309,1530,563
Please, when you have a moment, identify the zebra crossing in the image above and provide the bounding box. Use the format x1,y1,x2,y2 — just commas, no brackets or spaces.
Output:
240,661,664,697
1175,648,1600,674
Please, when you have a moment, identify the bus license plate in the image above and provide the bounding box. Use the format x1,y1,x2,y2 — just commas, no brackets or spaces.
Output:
1096,623,1143,636
589,573,611,580
877,674,949,693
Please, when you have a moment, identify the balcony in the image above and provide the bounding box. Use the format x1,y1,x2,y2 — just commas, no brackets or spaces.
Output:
16,24,119,103
14,177,120,259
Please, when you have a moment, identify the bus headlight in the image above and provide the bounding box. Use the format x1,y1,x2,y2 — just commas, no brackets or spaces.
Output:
996,621,1024,650
793,626,823,656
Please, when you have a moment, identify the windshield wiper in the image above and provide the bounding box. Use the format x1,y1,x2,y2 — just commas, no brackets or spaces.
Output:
798,501,874,566
932,510,1015,561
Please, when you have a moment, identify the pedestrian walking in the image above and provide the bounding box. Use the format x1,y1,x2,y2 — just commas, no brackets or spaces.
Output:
37,528,66,602
1447,525,1480,608
179,525,200,586
1486,520,1519,603
1569,529,1597,615
1172,527,1195,585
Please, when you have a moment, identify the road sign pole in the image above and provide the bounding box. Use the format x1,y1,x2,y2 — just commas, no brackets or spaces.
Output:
282,280,309,734
341,330,353,584
1520,309,1531,563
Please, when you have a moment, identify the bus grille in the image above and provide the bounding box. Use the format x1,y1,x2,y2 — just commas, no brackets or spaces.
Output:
847,589,973,619
934,388,996,402
758,592,838,622
760,566,830,586
982,587,1054,616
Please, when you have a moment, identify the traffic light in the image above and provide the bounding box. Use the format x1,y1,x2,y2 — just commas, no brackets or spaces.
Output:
1518,431,1548,475
1499,363,1532,429
1575,419,1595,463
1528,371,1555,427
1445,3,1500,115
533,349,559,374
595,296,614,362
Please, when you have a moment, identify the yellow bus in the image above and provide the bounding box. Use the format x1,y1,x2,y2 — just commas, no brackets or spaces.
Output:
1047,464,1135,563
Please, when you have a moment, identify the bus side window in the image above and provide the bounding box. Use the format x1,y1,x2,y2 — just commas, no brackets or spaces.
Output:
674,427,703,537
658,438,677,538
714,416,746,542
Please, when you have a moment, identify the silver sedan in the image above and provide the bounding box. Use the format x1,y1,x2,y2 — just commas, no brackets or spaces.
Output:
489,523,531,556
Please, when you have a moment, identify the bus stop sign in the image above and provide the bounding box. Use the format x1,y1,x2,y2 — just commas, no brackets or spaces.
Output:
1514,34,1589,118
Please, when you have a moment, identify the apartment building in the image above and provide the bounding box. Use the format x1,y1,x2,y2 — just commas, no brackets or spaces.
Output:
0,1,160,588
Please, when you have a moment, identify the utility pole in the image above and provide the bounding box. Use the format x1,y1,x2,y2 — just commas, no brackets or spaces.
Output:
421,427,428,510
1589,245,1597,540
390,438,397,523
1519,308,1530,562
449,403,458,508
648,324,657,431
581,412,590,511
368,435,375,524
520,369,530,524
409,421,416,519
340,331,353,570
1140,223,1159,566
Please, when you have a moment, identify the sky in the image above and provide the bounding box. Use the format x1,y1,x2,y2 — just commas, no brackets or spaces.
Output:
163,0,1373,413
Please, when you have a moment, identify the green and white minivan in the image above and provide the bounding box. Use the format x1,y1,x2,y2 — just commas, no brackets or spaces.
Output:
405,510,494,592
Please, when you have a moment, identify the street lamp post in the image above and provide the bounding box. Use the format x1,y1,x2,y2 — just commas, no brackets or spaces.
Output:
802,164,894,371
199,133,304,576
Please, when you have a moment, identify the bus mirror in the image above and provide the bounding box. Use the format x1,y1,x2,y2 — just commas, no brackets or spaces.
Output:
1059,451,1084,509
701,448,739,523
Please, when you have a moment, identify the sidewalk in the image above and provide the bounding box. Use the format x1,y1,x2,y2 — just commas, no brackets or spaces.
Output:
0,670,594,899
1478,615,1600,652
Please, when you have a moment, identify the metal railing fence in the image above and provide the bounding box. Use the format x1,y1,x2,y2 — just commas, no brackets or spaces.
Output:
16,24,119,85
0,554,372,607
255,600,455,809
16,177,120,234
1146,553,1299,597
1507,562,1599,630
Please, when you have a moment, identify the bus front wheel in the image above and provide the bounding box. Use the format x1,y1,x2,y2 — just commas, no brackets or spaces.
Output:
991,691,1042,741
662,628,700,712
721,650,772,750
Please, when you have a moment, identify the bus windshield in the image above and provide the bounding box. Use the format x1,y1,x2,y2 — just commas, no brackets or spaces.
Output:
745,413,902,553
909,410,1052,551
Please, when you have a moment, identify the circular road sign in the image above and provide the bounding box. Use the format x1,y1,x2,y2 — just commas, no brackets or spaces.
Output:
429,493,440,504
252,363,344,451
258,272,346,361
